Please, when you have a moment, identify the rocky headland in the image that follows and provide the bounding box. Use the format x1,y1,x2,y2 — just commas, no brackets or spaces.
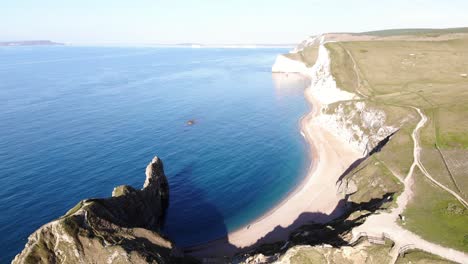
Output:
13,157,196,264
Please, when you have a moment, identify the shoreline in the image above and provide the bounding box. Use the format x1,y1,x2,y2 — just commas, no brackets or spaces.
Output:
194,81,319,241
182,87,317,254
185,67,363,257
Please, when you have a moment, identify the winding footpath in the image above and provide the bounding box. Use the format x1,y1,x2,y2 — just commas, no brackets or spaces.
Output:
344,45,468,208
341,44,368,99
275,44,467,263
344,44,467,262
413,111,468,208
351,107,468,264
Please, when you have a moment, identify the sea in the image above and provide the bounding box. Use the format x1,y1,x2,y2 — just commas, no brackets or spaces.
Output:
0,46,310,262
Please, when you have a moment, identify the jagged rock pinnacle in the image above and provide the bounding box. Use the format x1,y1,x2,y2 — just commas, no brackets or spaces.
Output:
13,156,185,264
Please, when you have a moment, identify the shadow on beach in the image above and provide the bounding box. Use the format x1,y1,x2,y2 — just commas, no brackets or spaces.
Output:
167,73,397,260
167,163,395,260
181,191,394,260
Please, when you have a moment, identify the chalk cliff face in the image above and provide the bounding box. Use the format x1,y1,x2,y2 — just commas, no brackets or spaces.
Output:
318,101,397,156
310,46,397,155
274,43,397,156
292,35,324,53
271,55,310,73
306,45,357,105
272,45,356,104
13,157,193,264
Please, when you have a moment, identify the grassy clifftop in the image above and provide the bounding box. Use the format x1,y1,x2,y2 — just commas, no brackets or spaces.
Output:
356,27,468,37
325,34,468,252
245,28,468,263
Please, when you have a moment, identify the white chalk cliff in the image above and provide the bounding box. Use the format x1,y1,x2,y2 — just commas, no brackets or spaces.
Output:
273,43,397,156
271,55,310,73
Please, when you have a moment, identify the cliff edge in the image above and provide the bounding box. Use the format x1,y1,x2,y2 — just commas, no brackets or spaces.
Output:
13,157,193,264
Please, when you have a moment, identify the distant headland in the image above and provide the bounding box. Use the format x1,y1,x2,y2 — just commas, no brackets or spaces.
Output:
0,40,64,46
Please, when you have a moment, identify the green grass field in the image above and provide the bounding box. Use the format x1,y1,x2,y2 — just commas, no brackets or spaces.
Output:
326,34,468,251
396,249,456,264
401,168,468,252
284,46,319,67
356,27,468,37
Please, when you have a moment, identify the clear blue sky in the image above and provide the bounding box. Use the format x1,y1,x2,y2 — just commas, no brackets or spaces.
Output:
2,0,468,44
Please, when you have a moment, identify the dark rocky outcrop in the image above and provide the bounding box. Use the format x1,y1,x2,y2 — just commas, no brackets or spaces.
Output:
13,156,195,264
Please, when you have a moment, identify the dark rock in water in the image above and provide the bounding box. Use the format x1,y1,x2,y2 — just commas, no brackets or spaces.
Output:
186,120,195,126
13,156,196,264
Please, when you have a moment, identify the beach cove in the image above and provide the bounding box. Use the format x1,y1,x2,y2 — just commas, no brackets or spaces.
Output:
186,45,364,257
0,46,309,262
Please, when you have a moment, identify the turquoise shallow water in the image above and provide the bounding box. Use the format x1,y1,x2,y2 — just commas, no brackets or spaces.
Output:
0,46,309,261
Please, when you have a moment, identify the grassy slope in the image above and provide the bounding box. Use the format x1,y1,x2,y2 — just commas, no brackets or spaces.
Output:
402,167,468,252
396,249,456,264
325,36,468,251
284,46,319,67
288,241,393,264
355,27,468,37
345,155,403,205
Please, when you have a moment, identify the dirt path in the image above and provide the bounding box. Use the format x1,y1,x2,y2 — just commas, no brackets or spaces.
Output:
341,44,369,99
413,109,468,208
337,44,467,262
343,41,468,207
351,107,468,264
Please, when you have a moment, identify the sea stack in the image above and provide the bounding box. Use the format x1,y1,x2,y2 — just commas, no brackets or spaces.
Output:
13,156,192,264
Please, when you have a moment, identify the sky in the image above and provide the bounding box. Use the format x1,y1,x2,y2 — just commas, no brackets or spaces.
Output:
1,0,468,45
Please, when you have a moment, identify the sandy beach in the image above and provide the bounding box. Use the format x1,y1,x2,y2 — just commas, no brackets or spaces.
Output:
185,70,363,257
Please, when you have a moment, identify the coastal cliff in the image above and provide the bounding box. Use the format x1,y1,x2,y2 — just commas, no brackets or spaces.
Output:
233,37,406,263
274,44,398,156
13,157,194,264
271,55,310,73
244,30,468,263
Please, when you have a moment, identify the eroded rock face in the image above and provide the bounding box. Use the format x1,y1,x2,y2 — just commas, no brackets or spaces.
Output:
269,242,392,264
318,101,398,156
13,156,192,264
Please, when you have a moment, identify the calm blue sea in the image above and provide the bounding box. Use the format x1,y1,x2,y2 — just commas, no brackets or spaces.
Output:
0,46,309,262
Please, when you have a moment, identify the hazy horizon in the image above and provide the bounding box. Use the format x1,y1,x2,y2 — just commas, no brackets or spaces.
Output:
2,0,468,45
